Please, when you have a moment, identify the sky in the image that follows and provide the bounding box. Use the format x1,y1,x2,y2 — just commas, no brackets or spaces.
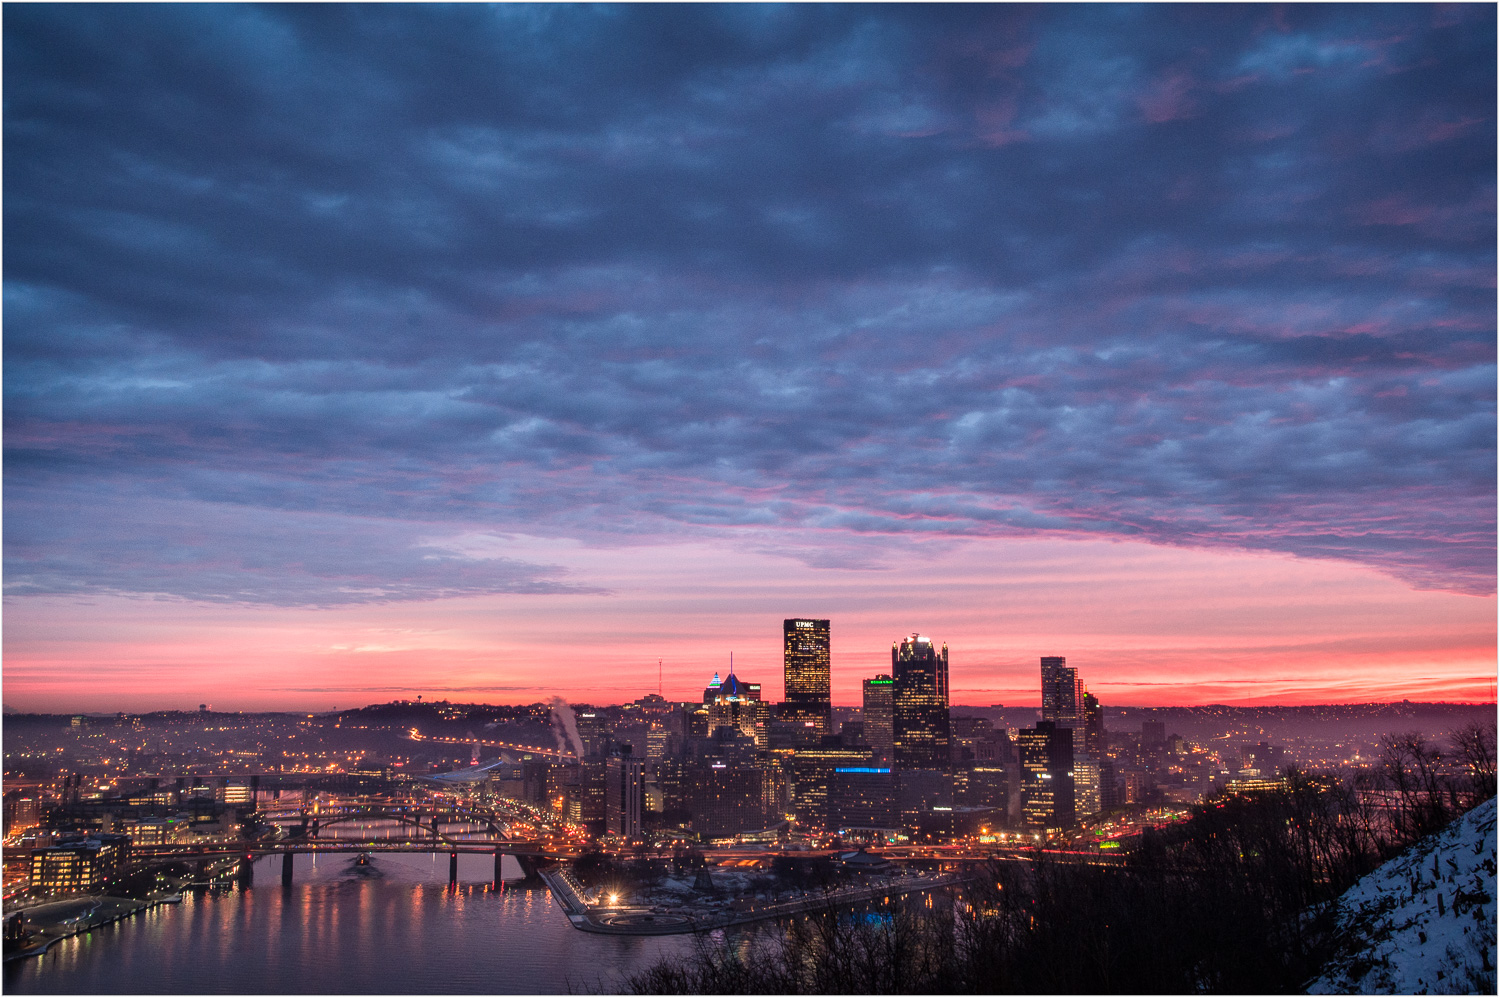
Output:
4,4,1495,713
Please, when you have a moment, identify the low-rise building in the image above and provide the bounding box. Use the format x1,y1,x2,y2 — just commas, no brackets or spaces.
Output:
29,833,129,894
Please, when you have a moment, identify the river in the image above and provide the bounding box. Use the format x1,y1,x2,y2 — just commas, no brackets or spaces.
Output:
4,850,698,994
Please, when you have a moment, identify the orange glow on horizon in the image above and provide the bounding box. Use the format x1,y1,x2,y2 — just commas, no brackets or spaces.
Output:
4,534,1494,712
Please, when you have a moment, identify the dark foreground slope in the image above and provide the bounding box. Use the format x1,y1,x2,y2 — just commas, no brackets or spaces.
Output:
1308,797,1496,995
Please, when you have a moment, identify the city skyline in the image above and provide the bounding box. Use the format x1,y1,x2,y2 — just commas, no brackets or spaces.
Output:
5,5,1495,714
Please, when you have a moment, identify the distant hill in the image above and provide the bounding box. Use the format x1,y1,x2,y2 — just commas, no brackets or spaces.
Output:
1308,797,1496,994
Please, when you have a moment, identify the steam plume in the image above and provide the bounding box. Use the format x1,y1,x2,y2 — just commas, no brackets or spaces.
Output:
549,697,584,758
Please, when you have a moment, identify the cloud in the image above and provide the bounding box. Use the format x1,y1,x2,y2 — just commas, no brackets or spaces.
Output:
3,4,1494,605
3,488,604,606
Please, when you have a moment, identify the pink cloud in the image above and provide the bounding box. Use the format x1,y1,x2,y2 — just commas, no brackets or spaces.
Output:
5,534,1493,712
973,99,1030,148
1138,71,1198,124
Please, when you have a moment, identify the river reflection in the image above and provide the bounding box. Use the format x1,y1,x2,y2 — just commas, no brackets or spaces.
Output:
6,846,695,994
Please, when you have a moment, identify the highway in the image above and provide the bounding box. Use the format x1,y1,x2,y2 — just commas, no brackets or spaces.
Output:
406,731,576,760
542,866,967,935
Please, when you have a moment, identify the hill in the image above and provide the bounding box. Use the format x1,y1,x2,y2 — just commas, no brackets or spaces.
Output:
1308,797,1496,994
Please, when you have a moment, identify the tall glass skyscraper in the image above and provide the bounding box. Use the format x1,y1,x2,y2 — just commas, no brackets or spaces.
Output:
1040,656,1080,724
1019,720,1075,830
1082,690,1104,757
891,634,950,770
783,618,831,734
862,674,895,764
1041,655,1084,753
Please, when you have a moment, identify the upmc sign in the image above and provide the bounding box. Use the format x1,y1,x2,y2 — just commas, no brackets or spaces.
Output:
794,620,814,629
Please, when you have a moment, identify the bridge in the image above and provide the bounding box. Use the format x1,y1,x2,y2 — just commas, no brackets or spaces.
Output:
407,731,576,760
261,800,537,835
104,800,584,889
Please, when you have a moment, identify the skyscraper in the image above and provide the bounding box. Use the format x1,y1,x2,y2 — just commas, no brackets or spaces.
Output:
1041,655,1084,753
862,675,895,764
605,754,645,837
783,618,831,734
1082,690,1104,758
1040,656,1080,725
707,670,766,748
1018,720,1075,831
1073,755,1101,817
789,739,874,829
891,634,950,770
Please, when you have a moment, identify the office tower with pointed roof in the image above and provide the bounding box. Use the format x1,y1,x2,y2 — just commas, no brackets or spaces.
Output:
891,634,950,770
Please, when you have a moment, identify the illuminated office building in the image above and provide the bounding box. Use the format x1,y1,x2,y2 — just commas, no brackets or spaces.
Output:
783,619,831,734
1099,757,1121,810
1018,721,1075,831
658,757,768,837
828,767,898,830
892,635,949,770
577,712,610,759
685,704,711,740
645,724,669,763
896,767,952,827
862,675,895,764
2,793,43,836
789,740,873,829
605,755,646,837
962,764,1010,813
575,761,607,831
1082,691,1104,758
706,671,767,748
1073,755,1101,817
1040,656,1081,722
1041,655,1087,753
29,834,129,894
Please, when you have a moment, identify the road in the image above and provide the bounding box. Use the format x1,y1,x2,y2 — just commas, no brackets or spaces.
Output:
541,866,967,936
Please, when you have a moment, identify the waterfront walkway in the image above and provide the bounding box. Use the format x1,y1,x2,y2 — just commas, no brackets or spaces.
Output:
541,867,966,936
2,892,187,962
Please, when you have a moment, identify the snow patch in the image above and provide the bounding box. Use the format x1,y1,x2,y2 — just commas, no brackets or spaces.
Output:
1308,798,1496,994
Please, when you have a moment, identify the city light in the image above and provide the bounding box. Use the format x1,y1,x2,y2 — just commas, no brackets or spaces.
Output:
2,6,1490,991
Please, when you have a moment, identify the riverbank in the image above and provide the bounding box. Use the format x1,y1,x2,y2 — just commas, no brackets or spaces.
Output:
3,893,182,963
3,857,242,965
4,853,696,994
541,866,967,935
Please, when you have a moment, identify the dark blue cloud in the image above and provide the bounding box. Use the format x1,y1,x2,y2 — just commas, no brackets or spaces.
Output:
2,484,603,607
5,4,1494,603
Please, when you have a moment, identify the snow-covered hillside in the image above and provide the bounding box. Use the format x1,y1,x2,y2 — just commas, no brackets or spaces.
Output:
1308,797,1496,994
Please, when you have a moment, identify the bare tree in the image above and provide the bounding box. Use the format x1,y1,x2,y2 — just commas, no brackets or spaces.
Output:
1380,731,1453,845
1450,721,1497,803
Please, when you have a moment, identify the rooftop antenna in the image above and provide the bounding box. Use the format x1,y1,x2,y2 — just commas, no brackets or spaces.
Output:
658,658,662,697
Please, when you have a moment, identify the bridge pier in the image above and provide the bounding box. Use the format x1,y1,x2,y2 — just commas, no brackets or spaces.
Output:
449,851,459,887
238,853,255,887
282,851,294,887
513,854,542,883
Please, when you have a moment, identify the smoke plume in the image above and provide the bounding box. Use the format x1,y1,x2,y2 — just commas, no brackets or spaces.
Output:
549,697,584,759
